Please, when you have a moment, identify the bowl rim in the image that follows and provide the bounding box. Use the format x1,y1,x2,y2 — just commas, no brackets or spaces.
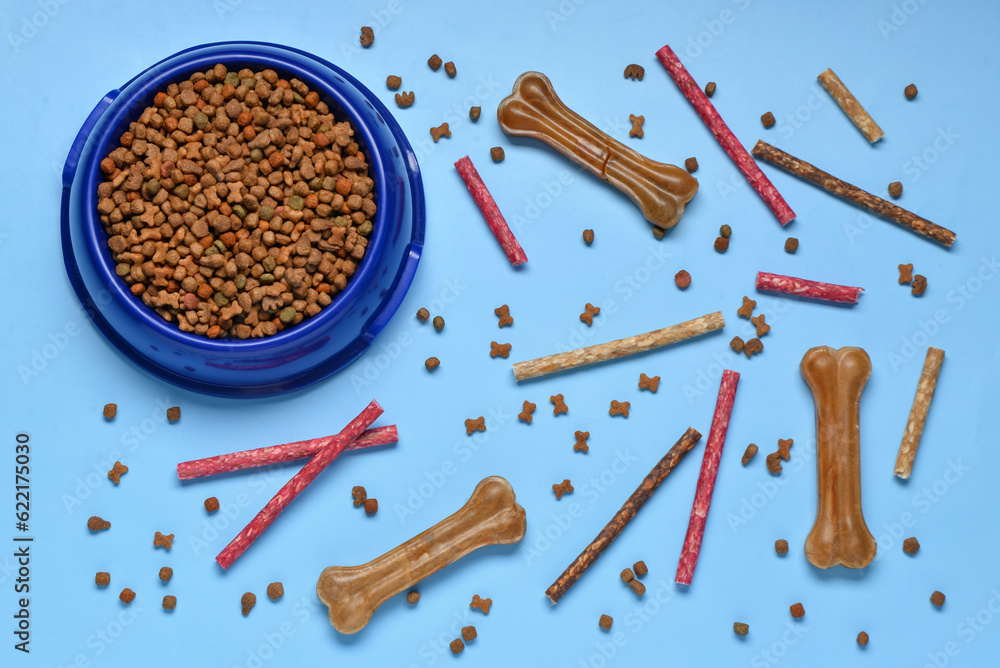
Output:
61,41,425,395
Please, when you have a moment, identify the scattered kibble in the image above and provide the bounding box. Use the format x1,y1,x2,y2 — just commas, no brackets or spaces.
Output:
470,595,492,614
761,111,776,128
495,304,513,328
428,54,442,70
552,479,574,499
359,26,374,47
790,603,805,618
425,356,440,371
167,406,180,422
857,631,869,646
785,237,799,253
417,307,430,322
674,269,691,289
465,417,486,434
777,439,793,461
490,147,505,162
88,516,111,531
444,61,456,77
120,588,136,605
470,106,481,121
268,582,284,601
609,400,630,418
685,157,698,173
903,537,920,555
242,592,256,616
638,373,660,392
705,82,716,97
599,614,614,631
620,568,635,583
163,595,177,610
108,461,128,485
651,226,666,240
580,303,601,326
352,486,367,507
153,532,174,550
734,622,749,636
395,91,415,108
720,224,732,239
714,236,729,252
103,403,117,419
551,394,568,416
573,430,590,453
623,64,644,81
462,625,477,641
364,498,378,515
931,591,945,607
912,275,927,296
751,314,770,337
628,114,645,138
629,580,646,597
766,452,783,474
633,561,648,577
386,75,401,90
898,264,914,284
430,122,451,142
775,539,789,555
407,591,420,604
744,338,764,358
433,316,445,331
205,497,220,513
888,181,903,198
741,443,758,466
159,567,173,582
737,297,756,318
730,336,745,353
905,83,918,100
450,639,464,655
518,401,536,423
490,341,512,358
96,572,110,587
583,229,595,245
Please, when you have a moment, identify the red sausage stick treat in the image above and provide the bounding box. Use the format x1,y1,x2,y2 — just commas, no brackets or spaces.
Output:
756,271,864,305
216,401,384,569
675,370,739,585
454,156,527,266
177,426,398,480
545,427,702,604
655,45,795,225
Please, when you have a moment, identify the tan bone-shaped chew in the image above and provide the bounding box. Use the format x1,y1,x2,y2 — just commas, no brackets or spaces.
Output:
317,476,526,634
497,72,698,230
801,346,877,569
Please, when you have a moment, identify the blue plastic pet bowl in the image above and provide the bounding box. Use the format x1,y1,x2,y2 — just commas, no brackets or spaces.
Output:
61,42,425,397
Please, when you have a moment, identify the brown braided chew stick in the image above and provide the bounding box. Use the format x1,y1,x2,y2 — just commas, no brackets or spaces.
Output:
545,427,702,604
751,141,956,247
817,68,885,143
513,312,724,382
894,347,945,479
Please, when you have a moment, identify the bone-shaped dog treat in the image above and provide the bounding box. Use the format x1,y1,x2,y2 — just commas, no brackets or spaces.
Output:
497,72,698,230
801,346,877,569
317,476,526,634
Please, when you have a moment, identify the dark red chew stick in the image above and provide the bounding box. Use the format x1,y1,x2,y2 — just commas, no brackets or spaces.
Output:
655,45,795,226
454,155,528,266
675,370,739,585
176,426,398,480
545,427,702,604
756,271,864,305
216,401,384,569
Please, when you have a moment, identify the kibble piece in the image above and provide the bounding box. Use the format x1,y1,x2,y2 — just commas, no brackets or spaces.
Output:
433,316,445,331
103,403,117,419
766,451,783,474
898,263,914,284
629,580,646,596
159,567,173,582
620,568,635,583
573,431,589,453
905,83,918,100
120,588,136,604
741,443,758,465
163,595,177,610
857,631,869,646
734,622,749,636
714,236,729,252
364,498,378,515
490,147,505,162
395,91,415,107
790,603,805,618
628,114,644,138
583,229,595,245
775,539,789,555
167,406,180,422
761,111,776,128
444,61,456,77
719,224,732,239
108,461,128,485
417,307,430,322
911,274,927,296
737,296,756,318
153,531,174,550
470,595,492,614
352,486,367,507
450,639,464,655
242,592,256,616
685,157,698,173
638,373,660,392
609,400,630,418
705,81,716,97
785,237,799,253
580,303,601,326
551,394,568,415
674,269,691,289
623,64,644,81
360,26,374,47
465,417,486,434
430,122,451,142
652,226,666,240
88,516,111,531
744,338,764,358
552,479,574,499
931,590,945,607
424,356,440,371
888,181,903,198
205,497,220,513
494,304,513,328
599,614,613,630
490,341,512,358
633,560,648,577
428,54,442,70
730,336,745,353
386,75,402,90
469,106,481,121
751,314,770,337
903,537,920,555
518,401,536,423
462,625,477,641
267,582,284,600
96,572,111,587
407,591,420,605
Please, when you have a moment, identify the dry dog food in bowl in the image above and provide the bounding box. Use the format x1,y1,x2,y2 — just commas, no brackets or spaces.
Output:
62,42,425,396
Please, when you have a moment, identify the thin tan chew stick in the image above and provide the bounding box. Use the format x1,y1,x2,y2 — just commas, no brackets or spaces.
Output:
512,312,725,382
894,347,945,479
817,68,884,144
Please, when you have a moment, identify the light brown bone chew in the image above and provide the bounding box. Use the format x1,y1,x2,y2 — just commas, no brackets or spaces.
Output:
497,71,698,229
894,347,945,479
317,476,525,634
817,68,884,144
801,346,877,569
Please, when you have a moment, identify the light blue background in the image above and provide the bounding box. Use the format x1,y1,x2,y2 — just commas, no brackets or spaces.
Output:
2,0,999,666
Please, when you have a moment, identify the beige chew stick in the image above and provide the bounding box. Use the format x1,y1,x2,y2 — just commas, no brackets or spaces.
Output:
894,347,945,479
817,68,884,143
512,312,725,382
